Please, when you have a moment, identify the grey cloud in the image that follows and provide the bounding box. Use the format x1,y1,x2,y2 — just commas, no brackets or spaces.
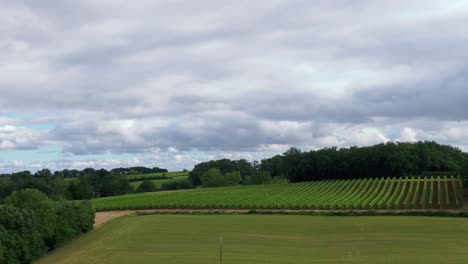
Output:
0,0,468,162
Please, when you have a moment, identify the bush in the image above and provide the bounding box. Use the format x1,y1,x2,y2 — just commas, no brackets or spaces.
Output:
161,179,195,191
460,158,468,187
0,189,95,263
244,171,272,185
53,201,94,247
201,169,226,187
271,175,289,184
201,169,242,188
136,181,157,193
224,171,241,186
0,205,44,264
4,189,57,247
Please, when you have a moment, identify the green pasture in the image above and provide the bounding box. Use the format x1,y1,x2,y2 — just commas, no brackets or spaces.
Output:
130,175,189,189
37,214,468,264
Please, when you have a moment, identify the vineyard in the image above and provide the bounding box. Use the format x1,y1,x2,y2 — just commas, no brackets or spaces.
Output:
92,176,464,211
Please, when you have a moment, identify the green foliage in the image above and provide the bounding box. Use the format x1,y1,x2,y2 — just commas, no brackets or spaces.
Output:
53,201,94,247
160,179,195,191
244,171,272,185
4,189,57,246
92,177,463,211
0,205,45,264
189,159,255,185
136,181,157,193
0,171,69,200
224,171,242,186
201,168,225,187
201,169,241,187
460,157,468,187
69,171,132,199
260,141,465,182
0,189,95,263
271,175,289,184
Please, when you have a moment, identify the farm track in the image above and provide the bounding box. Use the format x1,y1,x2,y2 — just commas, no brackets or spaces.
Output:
94,208,468,229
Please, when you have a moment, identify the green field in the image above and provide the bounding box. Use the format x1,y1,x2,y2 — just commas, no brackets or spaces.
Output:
92,176,463,211
126,171,189,180
130,175,188,189
37,214,468,264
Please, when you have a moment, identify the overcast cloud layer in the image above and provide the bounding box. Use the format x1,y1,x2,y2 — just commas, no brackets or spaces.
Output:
1,0,468,172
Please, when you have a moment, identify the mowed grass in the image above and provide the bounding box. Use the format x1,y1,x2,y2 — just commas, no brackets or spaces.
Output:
37,215,468,264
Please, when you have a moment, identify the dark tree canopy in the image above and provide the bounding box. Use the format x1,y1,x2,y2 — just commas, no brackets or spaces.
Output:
260,141,467,182
189,141,467,186
189,159,255,185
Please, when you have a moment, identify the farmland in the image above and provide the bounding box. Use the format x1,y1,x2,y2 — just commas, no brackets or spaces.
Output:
130,175,188,189
126,170,189,180
37,214,468,264
92,176,464,211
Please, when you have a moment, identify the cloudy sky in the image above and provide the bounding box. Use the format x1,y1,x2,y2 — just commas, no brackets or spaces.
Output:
1,0,468,172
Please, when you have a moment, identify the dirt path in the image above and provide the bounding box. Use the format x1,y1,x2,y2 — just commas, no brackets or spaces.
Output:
94,208,467,229
94,210,137,229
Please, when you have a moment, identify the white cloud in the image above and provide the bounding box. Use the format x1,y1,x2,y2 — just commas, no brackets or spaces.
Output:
0,0,467,171
0,125,42,150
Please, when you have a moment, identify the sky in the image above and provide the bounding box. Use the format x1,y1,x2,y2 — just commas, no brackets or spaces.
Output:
1,0,468,173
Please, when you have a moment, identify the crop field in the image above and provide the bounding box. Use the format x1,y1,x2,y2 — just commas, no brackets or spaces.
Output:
130,175,189,189
126,171,189,180
92,176,463,211
37,214,468,264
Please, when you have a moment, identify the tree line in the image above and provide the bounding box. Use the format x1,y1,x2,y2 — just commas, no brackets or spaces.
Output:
189,141,468,187
0,189,94,264
0,166,175,200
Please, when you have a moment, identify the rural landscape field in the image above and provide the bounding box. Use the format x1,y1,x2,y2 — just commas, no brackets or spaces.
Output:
36,215,468,264
93,176,464,211
2,1,468,264
0,145,467,264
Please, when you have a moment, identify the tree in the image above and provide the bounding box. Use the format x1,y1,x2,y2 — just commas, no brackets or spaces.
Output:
3,189,57,248
160,179,195,191
201,168,226,187
189,159,255,185
0,205,44,263
224,171,241,186
460,156,468,188
244,171,272,185
136,180,156,193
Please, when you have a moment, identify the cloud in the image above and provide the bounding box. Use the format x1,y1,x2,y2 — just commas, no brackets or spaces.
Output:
0,126,42,150
0,0,468,171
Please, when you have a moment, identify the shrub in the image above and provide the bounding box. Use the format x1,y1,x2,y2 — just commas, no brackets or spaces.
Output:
224,171,241,186
4,189,57,247
0,205,45,264
136,181,157,193
161,179,195,191
244,171,272,185
201,168,226,187
0,189,95,262
53,201,94,247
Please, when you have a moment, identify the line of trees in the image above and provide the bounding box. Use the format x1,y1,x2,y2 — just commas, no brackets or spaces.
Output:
0,189,94,264
189,141,468,187
0,167,172,200
0,166,169,179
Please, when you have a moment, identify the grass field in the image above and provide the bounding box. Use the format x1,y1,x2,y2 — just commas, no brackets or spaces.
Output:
37,214,468,264
92,176,463,211
130,175,188,189
126,171,189,180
